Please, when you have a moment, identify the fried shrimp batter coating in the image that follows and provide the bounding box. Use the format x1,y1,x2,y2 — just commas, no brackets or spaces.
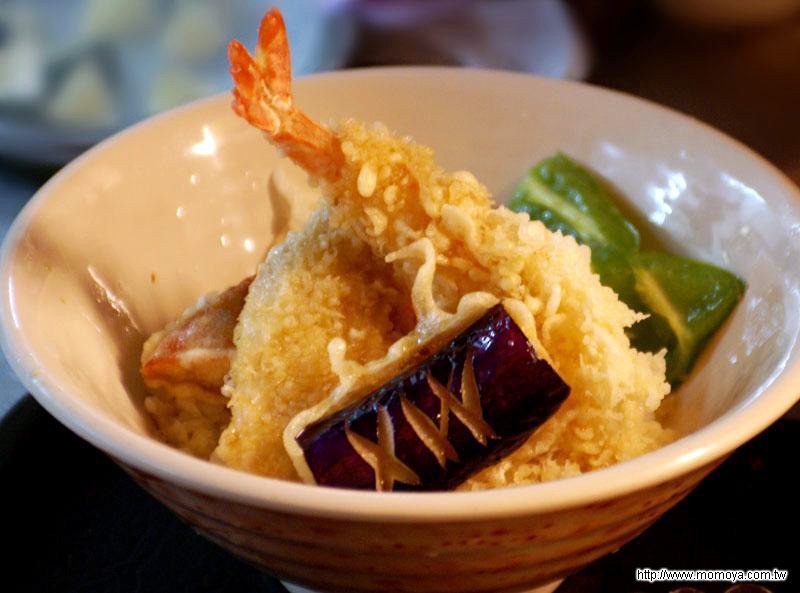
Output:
144,8,672,487
215,9,672,486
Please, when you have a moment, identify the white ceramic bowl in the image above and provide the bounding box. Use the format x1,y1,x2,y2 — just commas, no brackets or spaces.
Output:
2,69,800,593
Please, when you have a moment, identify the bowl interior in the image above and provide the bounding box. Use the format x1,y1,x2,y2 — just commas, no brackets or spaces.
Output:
3,68,800,500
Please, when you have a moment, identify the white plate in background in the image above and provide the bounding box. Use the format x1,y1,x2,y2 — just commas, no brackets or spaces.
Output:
0,0,355,165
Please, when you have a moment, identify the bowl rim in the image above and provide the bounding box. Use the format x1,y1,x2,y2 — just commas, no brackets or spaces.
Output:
3,66,800,522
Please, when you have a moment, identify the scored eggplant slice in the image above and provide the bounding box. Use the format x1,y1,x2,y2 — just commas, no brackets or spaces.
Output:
295,304,571,491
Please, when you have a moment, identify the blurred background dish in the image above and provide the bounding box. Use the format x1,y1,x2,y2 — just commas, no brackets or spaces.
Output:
0,0,356,165
352,0,589,78
0,0,589,165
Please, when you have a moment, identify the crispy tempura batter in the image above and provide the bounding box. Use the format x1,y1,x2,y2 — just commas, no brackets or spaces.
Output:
213,207,415,479
217,9,672,486
318,121,674,485
219,117,672,485
144,8,672,488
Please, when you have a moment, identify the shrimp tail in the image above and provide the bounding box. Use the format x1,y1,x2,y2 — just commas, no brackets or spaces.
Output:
228,8,344,181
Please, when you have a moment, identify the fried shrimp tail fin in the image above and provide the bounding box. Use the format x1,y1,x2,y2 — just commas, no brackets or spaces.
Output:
228,8,344,181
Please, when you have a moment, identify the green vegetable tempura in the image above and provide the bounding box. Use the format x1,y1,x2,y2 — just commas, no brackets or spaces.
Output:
510,154,745,384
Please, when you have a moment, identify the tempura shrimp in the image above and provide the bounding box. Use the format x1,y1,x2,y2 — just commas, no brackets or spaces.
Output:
229,8,499,321
220,8,670,486
228,9,343,182
141,276,252,456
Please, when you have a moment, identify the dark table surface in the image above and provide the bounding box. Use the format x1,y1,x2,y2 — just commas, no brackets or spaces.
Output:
3,4,800,593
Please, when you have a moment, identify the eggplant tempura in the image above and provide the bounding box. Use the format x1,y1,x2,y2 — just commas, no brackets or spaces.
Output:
141,8,672,491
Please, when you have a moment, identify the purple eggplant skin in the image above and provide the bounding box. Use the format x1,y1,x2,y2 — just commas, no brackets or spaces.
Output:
296,304,571,492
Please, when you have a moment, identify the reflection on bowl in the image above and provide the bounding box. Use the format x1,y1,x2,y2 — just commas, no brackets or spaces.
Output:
2,69,800,593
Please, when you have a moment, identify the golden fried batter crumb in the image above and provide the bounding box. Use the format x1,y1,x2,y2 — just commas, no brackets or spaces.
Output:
213,207,414,479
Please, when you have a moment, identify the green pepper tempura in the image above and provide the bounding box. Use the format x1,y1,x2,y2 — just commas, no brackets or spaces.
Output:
510,154,745,385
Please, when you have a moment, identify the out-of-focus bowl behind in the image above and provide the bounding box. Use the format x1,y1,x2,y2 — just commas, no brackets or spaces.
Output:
2,69,800,593
0,0,353,165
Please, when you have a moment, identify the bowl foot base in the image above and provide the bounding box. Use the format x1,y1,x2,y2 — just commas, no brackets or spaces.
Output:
282,579,563,593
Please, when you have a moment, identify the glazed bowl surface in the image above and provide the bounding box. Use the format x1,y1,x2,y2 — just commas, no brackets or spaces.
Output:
2,68,800,593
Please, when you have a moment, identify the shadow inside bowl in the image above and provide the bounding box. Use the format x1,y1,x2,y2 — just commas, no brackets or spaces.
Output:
18,217,156,435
